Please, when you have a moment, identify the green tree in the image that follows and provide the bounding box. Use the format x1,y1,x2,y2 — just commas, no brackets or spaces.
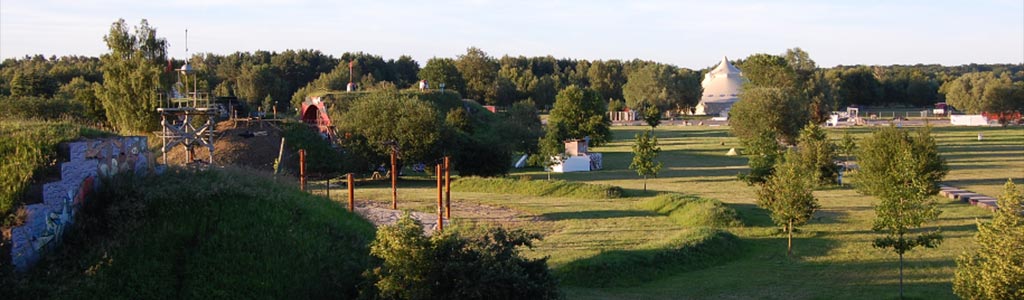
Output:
337,89,442,164
56,76,105,123
418,57,464,93
940,71,1014,114
730,87,809,145
642,102,662,128
737,53,797,89
97,18,168,133
784,47,817,82
531,123,568,180
367,214,560,299
756,149,820,256
954,179,1024,300
981,81,1024,126
622,63,701,112
455,47,498,103
857,125,947,299
504,99,543,154
795,122,839,186
739,128,783,185
629,130,662,191
546,85,612,145
838,131,857,185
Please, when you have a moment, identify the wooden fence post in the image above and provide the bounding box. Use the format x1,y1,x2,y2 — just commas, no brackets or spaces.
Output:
391,149,397,209
444,156,451,219
299,149,306,191
436,164,443,232
348,173,355,212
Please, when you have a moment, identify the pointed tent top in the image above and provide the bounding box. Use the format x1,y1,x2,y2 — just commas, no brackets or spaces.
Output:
710,56,741,75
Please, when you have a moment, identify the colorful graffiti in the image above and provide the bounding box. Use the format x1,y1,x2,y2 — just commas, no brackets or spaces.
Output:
9,137,151,272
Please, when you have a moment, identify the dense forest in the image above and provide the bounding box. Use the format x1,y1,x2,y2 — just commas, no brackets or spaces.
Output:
1,21,1022,127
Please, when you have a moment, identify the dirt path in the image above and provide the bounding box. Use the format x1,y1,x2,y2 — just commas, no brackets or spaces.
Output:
352,200,539,234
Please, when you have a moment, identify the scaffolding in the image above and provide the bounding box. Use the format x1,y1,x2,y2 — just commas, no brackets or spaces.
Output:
154,61,220,165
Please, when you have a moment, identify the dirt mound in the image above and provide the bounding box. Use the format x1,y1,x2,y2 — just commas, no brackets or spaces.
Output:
161,120,284,171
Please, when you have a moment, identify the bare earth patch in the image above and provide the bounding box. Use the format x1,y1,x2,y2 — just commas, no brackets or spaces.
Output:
352,200,539,234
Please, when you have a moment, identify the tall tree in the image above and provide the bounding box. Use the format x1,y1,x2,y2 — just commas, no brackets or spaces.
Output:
337,89,442,164
730,87,809,144
629,130,662,191
545,85,612,146
622,63,700,111
418,57,464,93
756,149,820,256
858,126,947,299
954,179,1024,300
97,18,168,133
455,47,498,103
737,53,796,89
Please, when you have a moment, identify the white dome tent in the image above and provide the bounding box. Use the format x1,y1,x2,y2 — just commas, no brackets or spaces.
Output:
694,57,745,117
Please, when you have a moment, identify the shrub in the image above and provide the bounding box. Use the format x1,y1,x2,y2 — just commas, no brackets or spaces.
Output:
366,215,561,299
451,177,623,199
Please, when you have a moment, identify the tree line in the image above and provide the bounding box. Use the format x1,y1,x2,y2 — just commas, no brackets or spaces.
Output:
3,20,1022,131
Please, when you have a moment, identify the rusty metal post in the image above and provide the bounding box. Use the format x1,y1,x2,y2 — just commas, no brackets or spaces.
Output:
391,149,397,209
436,164,443,232
299,149,306,191
347,173,354,212
444,156,451,219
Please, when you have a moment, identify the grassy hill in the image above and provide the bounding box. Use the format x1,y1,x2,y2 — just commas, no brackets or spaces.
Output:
4,168,375,299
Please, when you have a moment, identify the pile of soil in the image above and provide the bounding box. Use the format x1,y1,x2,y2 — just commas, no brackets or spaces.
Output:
161,120,285,171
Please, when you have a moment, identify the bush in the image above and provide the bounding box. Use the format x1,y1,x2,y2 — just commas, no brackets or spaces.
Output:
638,193,742,228
366,215,561,299
5,168,376,298
451,177,623,199
557,227,740,287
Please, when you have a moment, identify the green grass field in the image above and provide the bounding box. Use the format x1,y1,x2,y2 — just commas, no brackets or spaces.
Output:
321,124,1023,299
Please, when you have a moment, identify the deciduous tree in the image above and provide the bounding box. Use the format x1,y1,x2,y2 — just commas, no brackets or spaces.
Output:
954,179,1024,300
858,125,947,299
546,85,611,145
630,130,662,191
756,149,819,256
97,18,168,133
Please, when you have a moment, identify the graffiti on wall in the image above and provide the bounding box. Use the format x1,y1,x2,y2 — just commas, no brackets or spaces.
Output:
9,137,151,272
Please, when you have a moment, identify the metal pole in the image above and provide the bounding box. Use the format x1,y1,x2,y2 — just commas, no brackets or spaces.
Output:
326,177,330,198
436,164,443,232
391,149,397,209
299,149,306,191
444,156,451,219
348,173,354,212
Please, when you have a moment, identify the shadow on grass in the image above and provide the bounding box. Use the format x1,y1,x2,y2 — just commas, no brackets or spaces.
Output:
557,228,741,288
727,203,773,227
540,210,658,221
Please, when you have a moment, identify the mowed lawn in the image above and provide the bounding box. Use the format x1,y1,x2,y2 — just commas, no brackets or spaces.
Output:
317,124,1023,299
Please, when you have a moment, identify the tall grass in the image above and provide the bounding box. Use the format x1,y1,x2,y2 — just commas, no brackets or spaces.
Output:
451,176,624,199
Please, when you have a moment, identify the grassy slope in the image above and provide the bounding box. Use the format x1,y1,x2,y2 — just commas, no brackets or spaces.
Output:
324,125,1021,299
5,168,375,299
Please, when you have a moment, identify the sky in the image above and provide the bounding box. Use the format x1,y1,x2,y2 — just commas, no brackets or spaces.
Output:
1,0,1022,69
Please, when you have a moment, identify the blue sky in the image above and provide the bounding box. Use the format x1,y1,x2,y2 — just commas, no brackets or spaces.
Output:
2,0,1022,69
